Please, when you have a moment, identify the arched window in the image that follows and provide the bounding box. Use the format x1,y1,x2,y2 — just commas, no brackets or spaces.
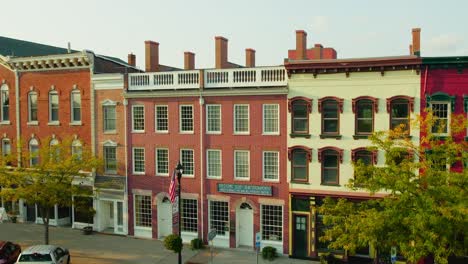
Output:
387,96,414,133
49,91,59,123
318,147,343,185
29,138,39,166
71,90,81,123
1,84,9,122
28,91,38,122
352,147,377,184
1,138,11,157
288,146,312,182
353,96,378,138
318,97,343,138
72,140,82,159
288,97,312,136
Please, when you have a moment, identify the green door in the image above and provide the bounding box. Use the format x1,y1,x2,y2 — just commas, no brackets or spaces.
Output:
293,215,308,258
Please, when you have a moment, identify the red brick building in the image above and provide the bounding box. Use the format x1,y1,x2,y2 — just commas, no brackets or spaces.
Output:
126,37,290,253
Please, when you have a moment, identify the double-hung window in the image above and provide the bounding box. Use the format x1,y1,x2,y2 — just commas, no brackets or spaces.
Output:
181,149,194,176
263,104,279,135
319,97,342,137
207,149,221,179
132,105,145,132
351,148,376,185
70,90,81,123
29,138,39,166
234,150,249,180
431,102,450,136
28,92,38,123
209,200,229,236
234,104,249,134
49,91,59,123
71,140,82,160
132,147,145,174
387,96,414,133
134,195,152,228
261,205,283,242
155,148,169,176
2,138,11,157
0,84,9,122
104,146,117,173
206,104,221,134
289,97,311,135
180,105,193,133
155,105,168,133
289,146,311,182
319,147,343,185
353,96,378,137
263,151,279,181
181,199,198,233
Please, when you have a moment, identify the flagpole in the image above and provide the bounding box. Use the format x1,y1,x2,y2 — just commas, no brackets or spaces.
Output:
176,161,184,264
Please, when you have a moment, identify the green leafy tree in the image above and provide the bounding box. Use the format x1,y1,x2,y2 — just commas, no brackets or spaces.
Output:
0,137,102,244
319,113,467,264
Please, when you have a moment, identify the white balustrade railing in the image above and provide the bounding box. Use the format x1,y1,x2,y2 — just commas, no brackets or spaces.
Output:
128,67,287,90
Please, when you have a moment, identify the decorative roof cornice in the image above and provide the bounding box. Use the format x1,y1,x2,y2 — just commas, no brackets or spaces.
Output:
5,51,92,72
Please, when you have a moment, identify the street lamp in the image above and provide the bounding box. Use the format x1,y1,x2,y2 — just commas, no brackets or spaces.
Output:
175,161,183,264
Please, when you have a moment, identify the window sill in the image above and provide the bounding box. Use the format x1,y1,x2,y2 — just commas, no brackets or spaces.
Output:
321,183,341,187
131,130,145,134
263,179,280,183
0,121,11,125
291,180,309,184
69,121,82,126
48,121,60,126
320,134,342,139
27,121,39,126
179,131,194,134
233,132,250,136
206,131,222,135
103,131,117,135
262,133,280,136
156,174,169,177
104,171,117,175
182,175,195,178
133,172,145,175
155,131,169,134
353,134,370,139
290,133,311,139
234,178,250,181
207,177,222,180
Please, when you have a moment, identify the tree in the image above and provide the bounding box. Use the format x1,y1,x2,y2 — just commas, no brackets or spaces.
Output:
319,113,467,264
0,137,102,244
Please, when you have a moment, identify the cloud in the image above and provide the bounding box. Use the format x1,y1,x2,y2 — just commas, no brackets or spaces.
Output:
425,34,464,55
310,16,330,33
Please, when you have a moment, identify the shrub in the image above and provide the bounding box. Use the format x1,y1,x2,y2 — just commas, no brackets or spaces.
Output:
320,253,343,264
164,234,183,253
190,238,204,250
261,246,277,261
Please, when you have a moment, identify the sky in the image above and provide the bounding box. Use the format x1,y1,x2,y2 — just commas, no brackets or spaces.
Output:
3,0,468,69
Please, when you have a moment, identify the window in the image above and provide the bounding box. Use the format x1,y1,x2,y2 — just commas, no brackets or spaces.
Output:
181,149,194,176
234,150,249,180
104,146,117,173
2,138,11,157
386,148,412,166
155,105,168,132
29,138,39,166
207,149,221,179
352,148,376,183
28,92,38,122
288,146,312,182
180,105,193,133
353,97,378,136
263,104,279,134
49,139,59,162
206,104,221,133
263,151,279,181
49,91,59,122
132,105,145,132
289,97,311,135
133,147,145,174
261,205,282,242
181,199,198,233
0,84,9,122
71,140,82,160
234,104,249,134
156,148,169,176
431,102,450,135
319,97,343,137
209,200,229,236
103,105,116,132
134,195,152,227
387,96,414,133
71,90,81,122
319,147,343,185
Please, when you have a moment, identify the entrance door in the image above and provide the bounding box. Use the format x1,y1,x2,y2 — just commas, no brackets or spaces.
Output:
157,197,172,238
114,201,124,234
237,203,253,247
293,215,308,258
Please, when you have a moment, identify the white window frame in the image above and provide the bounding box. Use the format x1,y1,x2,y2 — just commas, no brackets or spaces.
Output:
133,194,152,229
179,105,194,133
260,204,283,243
28,91,38,124
29,138,39,166
262,104,280,135
263,151,279,182
70,90,81,124
181,198,198,233
208,200,229,237
206,149,222,179
155,105,169,133
155,148,169,176
234,150,250,180
430,101,451,136
132,147,145,174
71,140,82,159
180,149,194,177
103,145,117,174
234,104,250,135
102,100,117,133
0,84,9,123
2,138,11,157
132,105,145,133
48,91,59,124
206,104,221,134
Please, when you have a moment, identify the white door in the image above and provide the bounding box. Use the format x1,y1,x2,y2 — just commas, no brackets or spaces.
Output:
114,201,125,234
158,198,172,238
238,203,253,247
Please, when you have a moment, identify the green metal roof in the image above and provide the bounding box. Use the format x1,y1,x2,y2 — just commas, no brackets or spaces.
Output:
0,36,75,57
422,56,468,65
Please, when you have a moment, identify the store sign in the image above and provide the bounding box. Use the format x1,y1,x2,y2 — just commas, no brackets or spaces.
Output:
217,183,272,196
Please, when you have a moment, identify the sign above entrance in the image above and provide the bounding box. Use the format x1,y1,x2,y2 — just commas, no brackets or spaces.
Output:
217,183,272,196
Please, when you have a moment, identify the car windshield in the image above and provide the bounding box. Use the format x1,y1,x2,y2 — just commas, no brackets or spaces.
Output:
19,253,52,262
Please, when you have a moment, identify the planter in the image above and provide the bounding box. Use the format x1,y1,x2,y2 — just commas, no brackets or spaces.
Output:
83,226,93,235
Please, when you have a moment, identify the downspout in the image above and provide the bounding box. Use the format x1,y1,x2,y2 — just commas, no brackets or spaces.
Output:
123,78,129,235
88,54,96,156
14,70,20,167
199,70,205,242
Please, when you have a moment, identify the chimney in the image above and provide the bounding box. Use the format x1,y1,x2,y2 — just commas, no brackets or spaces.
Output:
412,28,421,56
313,44,323,60
128,53,136,67
184,52,195,70
296,30,307,60
245,48,255,67
145,40,159,72
215,36,228,69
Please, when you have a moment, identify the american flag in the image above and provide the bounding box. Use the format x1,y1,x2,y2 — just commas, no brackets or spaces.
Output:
169,169,177,203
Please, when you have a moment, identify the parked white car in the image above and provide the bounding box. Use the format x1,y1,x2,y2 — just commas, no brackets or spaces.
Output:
16,245,70,264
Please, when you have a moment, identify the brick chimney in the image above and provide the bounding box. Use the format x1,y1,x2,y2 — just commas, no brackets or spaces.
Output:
313,44,323,60
128,53,136,67
245,48,255,67
412,28,421,56
184,52,195,70
296,30,307,60
215,36,228,69
145,40,159,72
